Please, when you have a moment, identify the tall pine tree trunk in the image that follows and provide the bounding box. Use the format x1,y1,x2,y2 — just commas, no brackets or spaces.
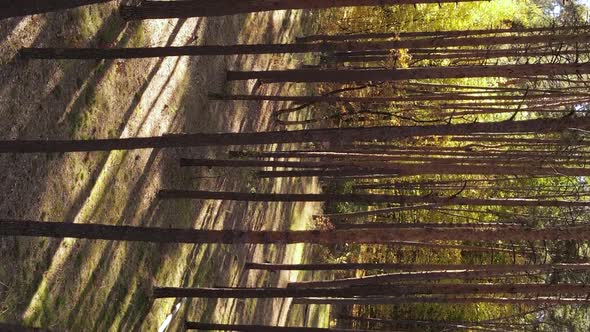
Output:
1,117,586,153
1,0,110,19
5,220,590,243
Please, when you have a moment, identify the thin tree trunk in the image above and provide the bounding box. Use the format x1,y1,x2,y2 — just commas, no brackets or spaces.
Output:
293,296,590,305
287,267,560,288
255,163,590,177
152,283,590,298
210,93,569,103
339,316,517,331
243,262,590,271
5,220,590,243
0,323,50,332
0,0,110,19
453,137,589,145
185,322,396,332
121,0,484,20
1,117,587,153
156,190,590,207
235,150,588,163
333,222,523,229
375,240,526,254
180,157,566,170
226,63,590,83
20,33,590,59
317,204,439,221
297,25,590,43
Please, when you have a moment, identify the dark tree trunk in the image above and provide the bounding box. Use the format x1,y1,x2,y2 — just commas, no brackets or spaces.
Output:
20,33,590,59
5,220,590,243
296,25,590,43
0,0,110,19
185,322,390,332
152,283,590,298
156,190,590,207
287,266,567,288
226,63,590,83
255,163,590,177
1,117,586,153
0,323,50,332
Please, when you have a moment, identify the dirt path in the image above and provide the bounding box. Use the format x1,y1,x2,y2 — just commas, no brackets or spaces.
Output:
0,3,326,331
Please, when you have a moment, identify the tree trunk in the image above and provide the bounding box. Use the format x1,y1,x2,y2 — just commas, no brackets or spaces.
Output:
255,163,590,177
185,322,392,332
20,33,590,59
121,0,484,20
244,262,590,271
0,323,50,332
180,157,565,170
0,0,110,19
293,296,590,305
1,117,587,153
339,316,521,331
333,222,522,230
226,63,590,83
210,93,568,103
297,25,590,43
318,204,439,221
156,190,590,207
372,240,526,254
152,283,590,298
158,190,590,208
287,267,560,288
5,220,590,243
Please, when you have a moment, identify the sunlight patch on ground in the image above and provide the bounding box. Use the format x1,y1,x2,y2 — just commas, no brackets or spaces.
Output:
21,17,201,325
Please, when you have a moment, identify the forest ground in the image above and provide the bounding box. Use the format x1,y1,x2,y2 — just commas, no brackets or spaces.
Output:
0,3,330,331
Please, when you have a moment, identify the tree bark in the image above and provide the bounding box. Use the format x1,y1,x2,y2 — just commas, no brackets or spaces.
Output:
156,190,590,207
210,93,568,103
286,267,558,288
6,220,590,243
1,117,587,153
0,323,50,332
180,157,565,170
0,0,110,19
294,296,590,305
152,283,590,298
297,25,590,43
185,322,393,332
226,63,590,83
20,33,590,59
244,262,590,272
255,163,590,177
318,204,440,221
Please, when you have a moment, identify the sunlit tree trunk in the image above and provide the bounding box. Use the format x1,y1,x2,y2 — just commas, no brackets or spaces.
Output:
294,296,590,305
244,262,590,272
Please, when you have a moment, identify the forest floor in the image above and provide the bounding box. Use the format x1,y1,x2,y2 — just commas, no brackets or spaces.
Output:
0,3,330,331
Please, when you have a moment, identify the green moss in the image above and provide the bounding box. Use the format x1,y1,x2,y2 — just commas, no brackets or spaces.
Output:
73,6,104,42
